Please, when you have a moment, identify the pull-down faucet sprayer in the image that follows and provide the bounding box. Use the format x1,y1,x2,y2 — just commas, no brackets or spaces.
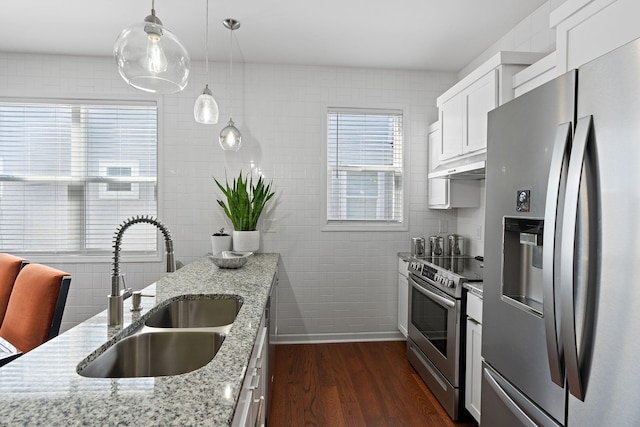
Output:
108,215,176,326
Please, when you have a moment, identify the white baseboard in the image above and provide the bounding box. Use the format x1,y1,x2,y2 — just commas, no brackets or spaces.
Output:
275,330,405,344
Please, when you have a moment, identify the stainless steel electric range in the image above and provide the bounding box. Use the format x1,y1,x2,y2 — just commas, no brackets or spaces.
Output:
406,255,484,420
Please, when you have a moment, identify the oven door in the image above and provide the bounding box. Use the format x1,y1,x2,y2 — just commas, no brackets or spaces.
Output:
408,273,461,386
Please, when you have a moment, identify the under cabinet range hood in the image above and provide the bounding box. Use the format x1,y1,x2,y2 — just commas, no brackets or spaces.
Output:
429,154,486,180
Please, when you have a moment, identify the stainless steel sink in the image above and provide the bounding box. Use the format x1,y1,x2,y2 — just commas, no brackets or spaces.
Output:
78,331,225,378
144,297,242,330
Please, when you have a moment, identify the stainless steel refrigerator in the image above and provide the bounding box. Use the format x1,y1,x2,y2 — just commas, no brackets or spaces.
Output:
482,37,640,426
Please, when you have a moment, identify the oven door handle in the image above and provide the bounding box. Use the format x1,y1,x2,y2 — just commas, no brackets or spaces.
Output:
410,277,455,309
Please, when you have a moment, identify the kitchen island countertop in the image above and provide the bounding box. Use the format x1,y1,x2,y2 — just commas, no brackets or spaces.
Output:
0,253,279,426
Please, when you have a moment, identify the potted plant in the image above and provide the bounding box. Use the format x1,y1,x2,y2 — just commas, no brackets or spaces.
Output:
210,227,232,255
214,171,275,252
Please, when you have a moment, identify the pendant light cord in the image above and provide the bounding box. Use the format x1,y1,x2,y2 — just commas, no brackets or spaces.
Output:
228,25,233,118
205,0,209,77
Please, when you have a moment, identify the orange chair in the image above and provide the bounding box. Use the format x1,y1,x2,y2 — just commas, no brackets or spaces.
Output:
0,253,28,327
0,264,71,355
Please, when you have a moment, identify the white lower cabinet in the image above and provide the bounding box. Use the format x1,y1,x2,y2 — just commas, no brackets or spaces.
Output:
465,291,483,423
397,257,409,337
233,315,268,427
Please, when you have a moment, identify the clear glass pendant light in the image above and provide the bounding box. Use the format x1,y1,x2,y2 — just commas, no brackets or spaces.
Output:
219,19,242,152
114,0,190,94
193,0,219,124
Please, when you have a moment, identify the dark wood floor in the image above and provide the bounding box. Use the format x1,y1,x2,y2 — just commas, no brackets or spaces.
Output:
268,340,479,427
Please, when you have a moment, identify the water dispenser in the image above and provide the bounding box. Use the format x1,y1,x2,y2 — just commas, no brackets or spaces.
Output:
501,217,544,315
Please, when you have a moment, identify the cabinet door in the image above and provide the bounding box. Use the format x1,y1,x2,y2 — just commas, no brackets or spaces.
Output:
428,178,449,208
253,326,268,427
464,69,497,154
428,124,449,208
465,318,483,423
232,316,268,427
397,272,408,337
439,95,464,162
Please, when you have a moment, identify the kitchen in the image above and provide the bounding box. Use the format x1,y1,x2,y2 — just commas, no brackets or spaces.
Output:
1,0,639,425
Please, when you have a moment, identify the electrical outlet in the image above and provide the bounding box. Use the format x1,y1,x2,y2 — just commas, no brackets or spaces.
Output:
439,220,448,233
475,225,482,240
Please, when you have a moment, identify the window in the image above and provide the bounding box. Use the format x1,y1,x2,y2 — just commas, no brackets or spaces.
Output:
326,108,404,227
99,161,140,199
0,99,158,257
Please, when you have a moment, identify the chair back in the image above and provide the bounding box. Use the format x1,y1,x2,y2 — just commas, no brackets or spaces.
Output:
0,254,28,326
0,264,71,353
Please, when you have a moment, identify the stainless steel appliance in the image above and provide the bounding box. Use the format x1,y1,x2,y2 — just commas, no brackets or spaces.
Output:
407,255,483,420
482,37,640,426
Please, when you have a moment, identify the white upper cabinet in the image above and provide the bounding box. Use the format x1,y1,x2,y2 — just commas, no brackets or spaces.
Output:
428,122,448,207
552,0,640,74
515,0,640,97
464,70,497,155
428,121,481,210
435,52,544,167
439,94,464,162
513,52,558,98
439,69,497,162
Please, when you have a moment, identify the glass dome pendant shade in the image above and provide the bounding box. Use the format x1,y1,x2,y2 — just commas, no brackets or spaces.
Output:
219,118,242,152
194,85,219,124
193,0,219,124
219,18,242,151
113,1,190,94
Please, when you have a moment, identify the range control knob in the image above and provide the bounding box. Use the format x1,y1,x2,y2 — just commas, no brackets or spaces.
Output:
447,279,455,288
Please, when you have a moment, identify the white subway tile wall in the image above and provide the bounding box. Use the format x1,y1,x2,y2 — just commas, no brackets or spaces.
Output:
0,52,456,339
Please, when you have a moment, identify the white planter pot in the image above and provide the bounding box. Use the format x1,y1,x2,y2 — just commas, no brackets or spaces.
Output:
211,235,232,255
233,230,260,252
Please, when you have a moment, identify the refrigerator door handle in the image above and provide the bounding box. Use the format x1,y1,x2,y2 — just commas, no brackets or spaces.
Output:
484,367,539,427
560,115,594,401
542,122,571,387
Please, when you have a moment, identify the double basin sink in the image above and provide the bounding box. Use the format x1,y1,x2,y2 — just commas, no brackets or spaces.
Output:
78,296,243,379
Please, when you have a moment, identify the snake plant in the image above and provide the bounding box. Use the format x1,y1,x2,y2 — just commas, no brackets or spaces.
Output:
214,172,275,231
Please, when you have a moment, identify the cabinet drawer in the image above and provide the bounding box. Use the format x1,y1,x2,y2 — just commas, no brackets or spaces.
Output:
467,292,483,323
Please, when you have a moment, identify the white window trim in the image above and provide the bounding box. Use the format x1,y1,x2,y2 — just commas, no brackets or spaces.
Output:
0,95,165,265
321,104,410,232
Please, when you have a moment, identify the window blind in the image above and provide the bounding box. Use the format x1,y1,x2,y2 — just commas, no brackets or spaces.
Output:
327,108,404,222
0,99,158,256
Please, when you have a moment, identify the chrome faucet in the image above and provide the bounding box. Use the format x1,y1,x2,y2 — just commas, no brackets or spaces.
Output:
108,215,176,326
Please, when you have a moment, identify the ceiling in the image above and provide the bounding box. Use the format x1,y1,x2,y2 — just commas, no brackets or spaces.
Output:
1,0,547,72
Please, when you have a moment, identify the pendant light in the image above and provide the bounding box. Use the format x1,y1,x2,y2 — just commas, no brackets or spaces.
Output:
114,0,190,94
193,0,219,124
219,19,242,152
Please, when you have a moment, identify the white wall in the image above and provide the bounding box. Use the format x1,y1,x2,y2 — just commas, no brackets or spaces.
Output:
0,52,457,339
459,0,567,79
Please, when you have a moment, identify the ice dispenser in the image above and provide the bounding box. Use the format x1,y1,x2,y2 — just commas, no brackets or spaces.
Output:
501,217,544,315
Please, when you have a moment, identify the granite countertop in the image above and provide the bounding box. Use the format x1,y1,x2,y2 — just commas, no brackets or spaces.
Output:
464,281,484,298
398,252,412,261
0,253,279,426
